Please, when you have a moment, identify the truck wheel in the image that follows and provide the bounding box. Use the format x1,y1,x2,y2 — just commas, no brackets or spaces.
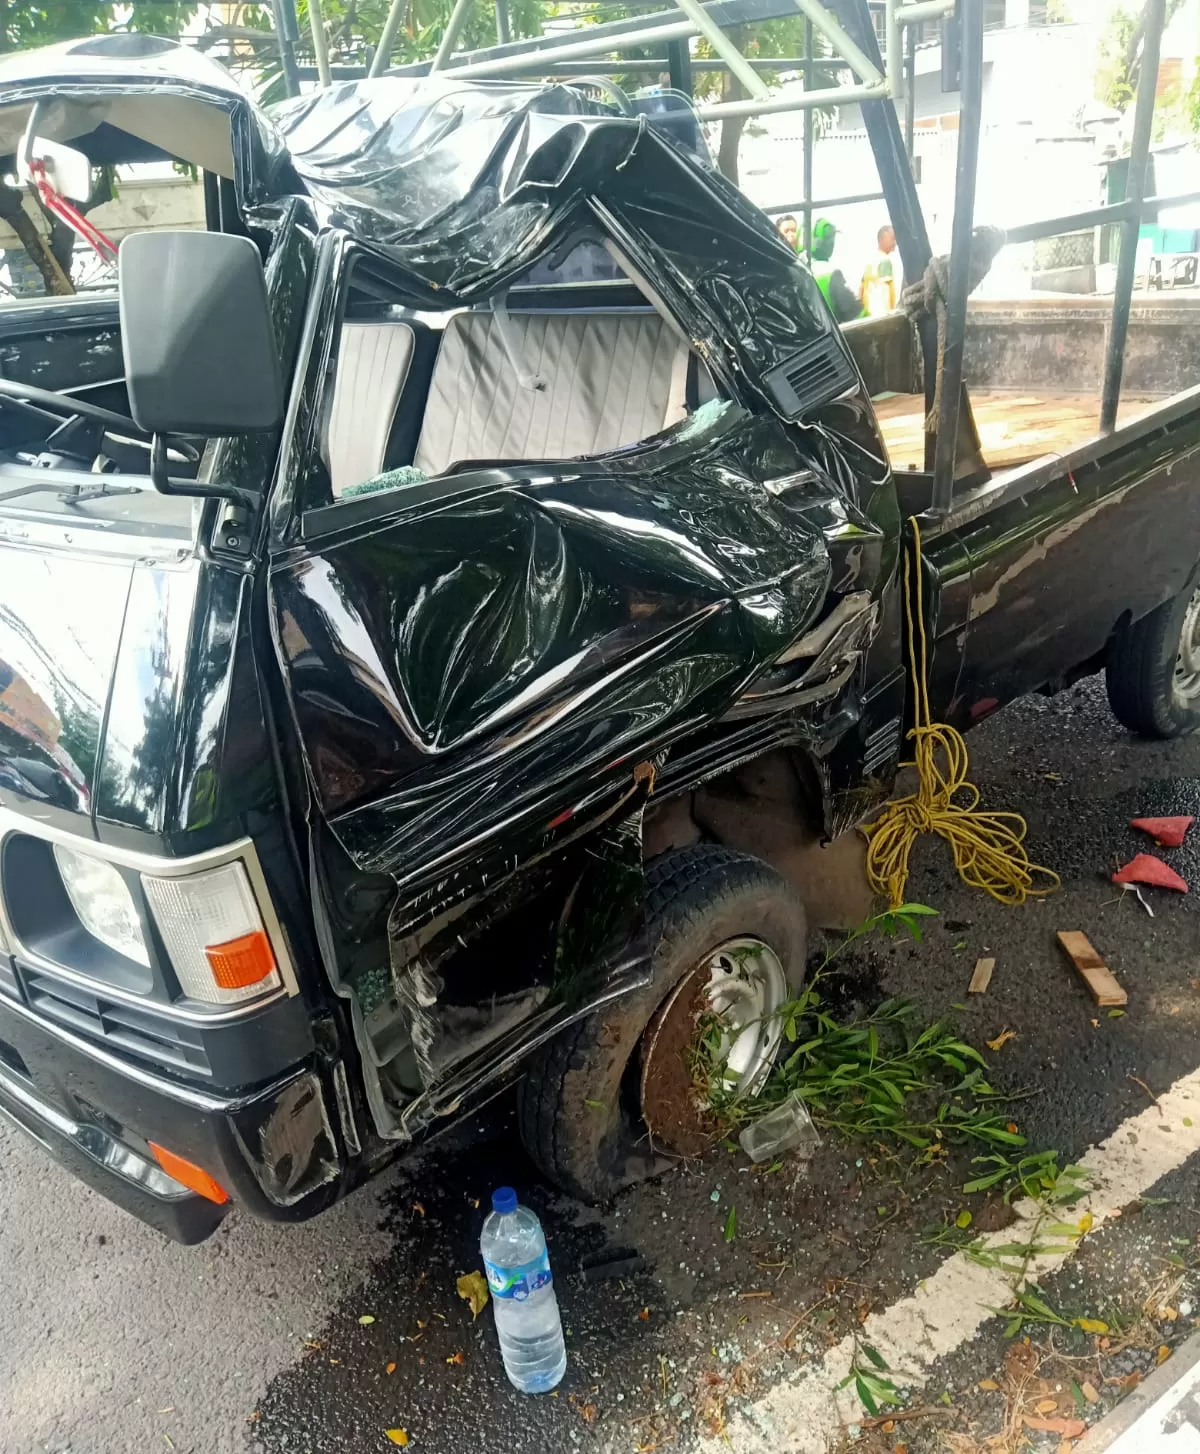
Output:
517,846,806,1202
1106,571,1200,738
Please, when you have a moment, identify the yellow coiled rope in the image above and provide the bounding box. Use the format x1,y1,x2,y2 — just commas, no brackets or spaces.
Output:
863,517,1060,909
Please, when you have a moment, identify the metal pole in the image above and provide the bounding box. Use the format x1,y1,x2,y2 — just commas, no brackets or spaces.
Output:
1100,0,1165,434
697,79,886,119
671,0,770,96
830,0,961,475
494,0,511,45
802,16,814,260
307,0,333,88
904,19,917,162
667,35,693,92
431,0,478,71
446,17,698,76
369,0,407,77
885,0,902,101
409,55,812,75
1004,188,1200,247
791,0,884,84
896,0,956,20
931,0,984,514
830,0,930,284
765,189,886,212
387,0,827,79
269,0,302,96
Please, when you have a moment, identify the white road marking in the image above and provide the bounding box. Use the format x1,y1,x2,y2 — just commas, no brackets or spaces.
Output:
1102,1347,1200,1453
699,1065,1200,1453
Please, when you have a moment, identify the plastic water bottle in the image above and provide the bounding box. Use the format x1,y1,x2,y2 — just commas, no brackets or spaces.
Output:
481,1187,567,1393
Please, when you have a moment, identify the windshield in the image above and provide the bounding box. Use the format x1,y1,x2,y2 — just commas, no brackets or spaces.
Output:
0,293,204,537
0,193,309,539
0,91,210,533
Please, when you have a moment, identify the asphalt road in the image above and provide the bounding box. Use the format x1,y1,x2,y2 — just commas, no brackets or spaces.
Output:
3,673,1200,1454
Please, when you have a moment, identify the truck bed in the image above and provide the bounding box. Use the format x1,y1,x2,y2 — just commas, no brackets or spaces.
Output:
874,390,1160,472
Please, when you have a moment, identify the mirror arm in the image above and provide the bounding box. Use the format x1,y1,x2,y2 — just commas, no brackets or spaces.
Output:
18,99,44,179
149,434,258,510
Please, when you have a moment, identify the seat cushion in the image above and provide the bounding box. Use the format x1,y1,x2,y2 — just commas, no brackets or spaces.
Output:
413,310,689,477
327,320,415,497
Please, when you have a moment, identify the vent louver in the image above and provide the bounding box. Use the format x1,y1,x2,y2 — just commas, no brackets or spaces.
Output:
763,336,858,420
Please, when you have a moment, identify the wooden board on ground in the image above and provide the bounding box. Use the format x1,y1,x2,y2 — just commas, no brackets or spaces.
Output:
874,391,1159,473
968,957,995,994
1057,930,1128,1007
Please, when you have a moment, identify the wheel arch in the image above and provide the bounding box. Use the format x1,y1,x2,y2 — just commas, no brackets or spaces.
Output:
641,746,876,932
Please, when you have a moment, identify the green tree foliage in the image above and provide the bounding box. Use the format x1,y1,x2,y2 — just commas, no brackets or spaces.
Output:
1095,0,1187,113
1096,4,1143,111
225,0,548,101
0,1,197,51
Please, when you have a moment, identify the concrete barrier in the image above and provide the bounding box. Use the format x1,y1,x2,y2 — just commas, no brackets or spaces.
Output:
965,294,1200,398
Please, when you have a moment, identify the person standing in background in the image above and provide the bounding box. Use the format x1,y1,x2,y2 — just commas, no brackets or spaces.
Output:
809,217,864,324
776,214,800,250
862,223,900,315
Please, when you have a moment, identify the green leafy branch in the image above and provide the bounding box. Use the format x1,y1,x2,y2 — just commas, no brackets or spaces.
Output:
928,1153,1095,1336
836,1342,902,1418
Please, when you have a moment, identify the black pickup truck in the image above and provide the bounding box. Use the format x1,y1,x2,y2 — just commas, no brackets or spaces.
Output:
0,36,1196,1242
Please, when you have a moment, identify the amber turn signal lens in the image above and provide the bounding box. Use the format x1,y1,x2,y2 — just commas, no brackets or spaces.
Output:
148,1142,230,1205
203,928,278,990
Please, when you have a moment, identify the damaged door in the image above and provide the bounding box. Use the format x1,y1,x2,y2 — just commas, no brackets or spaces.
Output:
269,374,841,1138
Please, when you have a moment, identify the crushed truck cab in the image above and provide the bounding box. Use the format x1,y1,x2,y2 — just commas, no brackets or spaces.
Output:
0,34,1196,1239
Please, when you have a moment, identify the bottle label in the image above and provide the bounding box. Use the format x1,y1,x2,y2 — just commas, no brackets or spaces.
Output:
484,1252,553,1301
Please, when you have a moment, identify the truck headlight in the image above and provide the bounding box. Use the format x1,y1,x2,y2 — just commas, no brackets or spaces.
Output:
142,861,280,1007
53,845,150,968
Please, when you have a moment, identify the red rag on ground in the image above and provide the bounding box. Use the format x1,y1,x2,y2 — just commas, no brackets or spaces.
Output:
1113,854,1189,894
1130,816,1195,848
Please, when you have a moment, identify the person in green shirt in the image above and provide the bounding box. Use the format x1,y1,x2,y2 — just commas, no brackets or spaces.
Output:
809,217,865,323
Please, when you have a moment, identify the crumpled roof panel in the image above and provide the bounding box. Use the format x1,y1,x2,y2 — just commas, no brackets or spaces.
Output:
269,76,648,302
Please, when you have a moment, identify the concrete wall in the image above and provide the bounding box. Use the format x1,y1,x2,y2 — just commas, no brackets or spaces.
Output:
964,295,1200,397
835,296,1200,402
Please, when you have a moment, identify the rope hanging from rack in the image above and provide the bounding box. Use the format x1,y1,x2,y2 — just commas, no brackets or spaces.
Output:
863,517,1060,909
901,224,1005,430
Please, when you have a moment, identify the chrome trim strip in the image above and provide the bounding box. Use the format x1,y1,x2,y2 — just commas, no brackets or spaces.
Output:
0,807,300,1026
0,1058,192,1199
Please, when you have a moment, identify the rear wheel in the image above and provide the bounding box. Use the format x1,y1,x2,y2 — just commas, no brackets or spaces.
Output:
1106,571,1200,738
517,845,806,1201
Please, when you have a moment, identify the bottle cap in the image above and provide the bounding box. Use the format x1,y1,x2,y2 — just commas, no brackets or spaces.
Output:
491,1186,518,1215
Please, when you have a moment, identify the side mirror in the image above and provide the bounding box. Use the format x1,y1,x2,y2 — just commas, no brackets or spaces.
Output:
19,136,92,203
119,231,284,444
19,102,92,202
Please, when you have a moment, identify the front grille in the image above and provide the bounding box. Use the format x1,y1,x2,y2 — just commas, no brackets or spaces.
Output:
19,968,211,1076
0,953,20,1004
764,336,859,420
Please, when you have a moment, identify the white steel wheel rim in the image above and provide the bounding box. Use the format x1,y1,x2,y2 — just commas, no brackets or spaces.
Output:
1175,585,1200,702
701,936,789,1098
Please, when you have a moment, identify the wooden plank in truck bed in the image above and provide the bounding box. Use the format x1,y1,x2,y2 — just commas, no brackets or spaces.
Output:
874,391,1159,473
